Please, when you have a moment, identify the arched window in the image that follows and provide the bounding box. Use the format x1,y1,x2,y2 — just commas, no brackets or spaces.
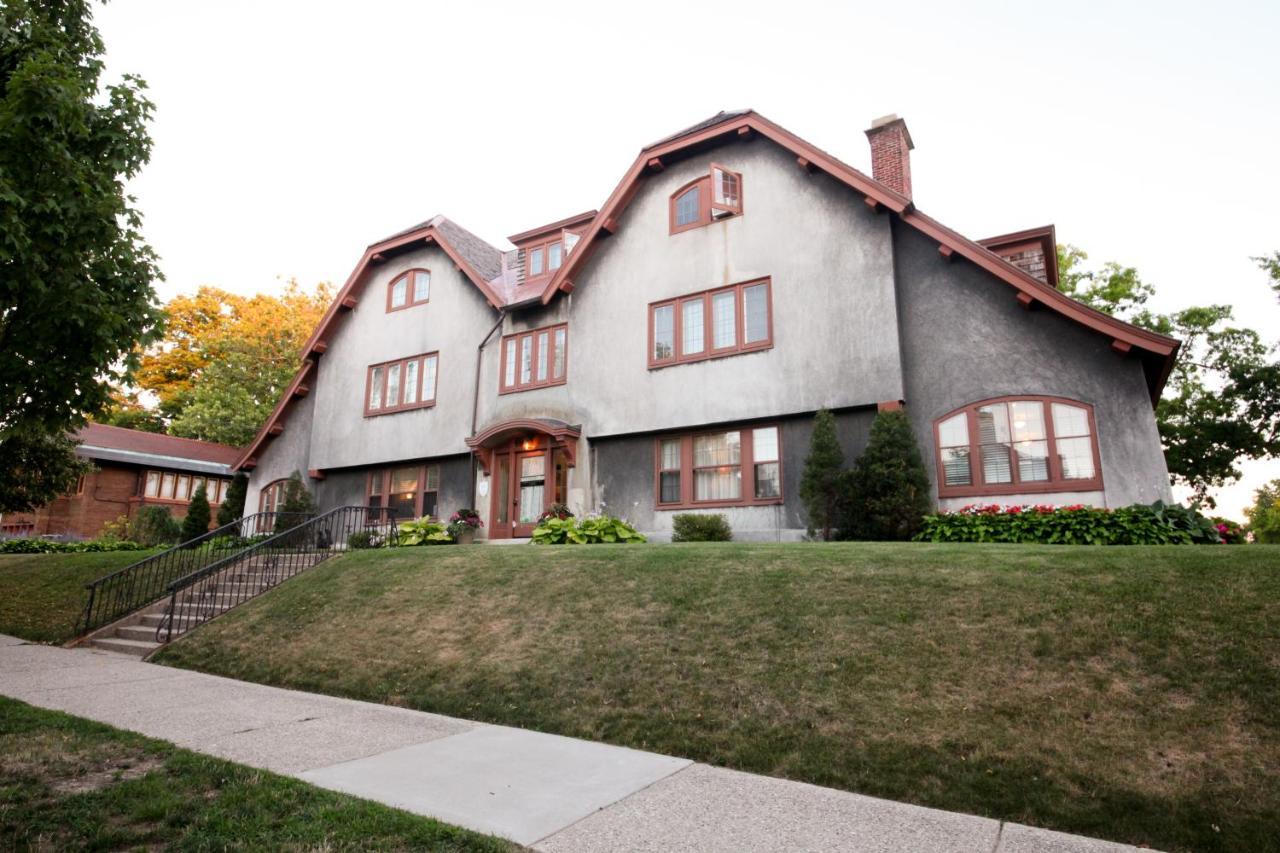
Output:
258,479,290,513
386,269,431,312
669,163,743,234
933,397,1103,498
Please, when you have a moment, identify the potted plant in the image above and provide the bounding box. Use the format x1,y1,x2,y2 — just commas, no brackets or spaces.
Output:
447,508,484,544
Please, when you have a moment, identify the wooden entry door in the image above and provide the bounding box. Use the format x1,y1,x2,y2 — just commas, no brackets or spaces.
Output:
488,438,571,539
512,451,546,537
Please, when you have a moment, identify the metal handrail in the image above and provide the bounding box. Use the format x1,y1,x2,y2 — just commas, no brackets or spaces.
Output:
75,510,315,636
155,505,400,644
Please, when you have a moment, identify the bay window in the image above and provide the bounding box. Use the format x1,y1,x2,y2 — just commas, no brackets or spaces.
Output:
933,397,1103,497
649,278,772,368
656,425,782,508
365,353,438,415
500,323,568,393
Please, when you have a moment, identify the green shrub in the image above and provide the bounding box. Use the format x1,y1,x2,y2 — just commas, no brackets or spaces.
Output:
1211,517,1247,544
1146,500,1220,543
532,515,646,545
180,483,212,543
671,513,732,542
0,538,145,554
274,471,317,533
915,501,1233,546
799,408,844,541
839,409,930,541
346,529,384,549
1245,479,1280,543
217,472,248,527
128,506,181,547
394,517,452,546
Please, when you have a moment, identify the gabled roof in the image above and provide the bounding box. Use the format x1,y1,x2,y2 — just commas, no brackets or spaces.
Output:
78,423,241,475
979,225,1059,290
535,109,1178,401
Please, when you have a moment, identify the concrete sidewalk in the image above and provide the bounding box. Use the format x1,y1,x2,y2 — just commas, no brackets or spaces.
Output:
0,635,1152,852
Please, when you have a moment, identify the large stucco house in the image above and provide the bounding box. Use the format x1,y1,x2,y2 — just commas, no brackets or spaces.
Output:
234,111,1179,540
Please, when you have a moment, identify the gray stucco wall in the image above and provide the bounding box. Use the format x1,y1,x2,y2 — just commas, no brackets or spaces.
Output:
892,220,1172,507
592,408,876,540
311,454,473,518
244,386,316,515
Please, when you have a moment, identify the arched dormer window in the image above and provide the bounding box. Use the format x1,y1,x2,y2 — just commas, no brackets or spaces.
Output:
386,269,431,312
669,163,743,234
933,396,1103,498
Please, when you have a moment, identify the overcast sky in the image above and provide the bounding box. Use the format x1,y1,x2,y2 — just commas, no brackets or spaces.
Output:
95,0,1280,518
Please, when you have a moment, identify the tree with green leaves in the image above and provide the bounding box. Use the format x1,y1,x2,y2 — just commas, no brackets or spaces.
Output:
1057,245,1279,506
274,470,317,533
0,0,162,511
216,472,248,527
1244,479,1280,543
180,483,211,542
800,409,844,541
840,410,931,541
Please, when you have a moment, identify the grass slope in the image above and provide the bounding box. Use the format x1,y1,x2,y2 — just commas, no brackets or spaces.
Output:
0,550,161,643
0,696,512,851
155,543,1280,852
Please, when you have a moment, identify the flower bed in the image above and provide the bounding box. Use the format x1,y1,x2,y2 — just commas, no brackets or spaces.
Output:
916,501,1236,546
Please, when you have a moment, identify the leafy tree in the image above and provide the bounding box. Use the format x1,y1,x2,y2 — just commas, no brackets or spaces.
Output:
840,410,931,541
799,409,844,541
94,388,166,433
0,0,162,510
216,472,248,526
133,280,331,443
127,505,180,547
1057,245,1279,506
180,482,211,542
1254,251,1280,302
274,470,317,533
1244,479,1280,544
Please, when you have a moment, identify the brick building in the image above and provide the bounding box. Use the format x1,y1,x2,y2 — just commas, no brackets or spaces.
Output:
0,424,241,540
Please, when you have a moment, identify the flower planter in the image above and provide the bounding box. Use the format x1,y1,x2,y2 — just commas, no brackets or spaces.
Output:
456,527,476,545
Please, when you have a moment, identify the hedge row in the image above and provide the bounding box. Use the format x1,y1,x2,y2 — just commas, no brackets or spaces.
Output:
915,501,1242,546
0,538,147,554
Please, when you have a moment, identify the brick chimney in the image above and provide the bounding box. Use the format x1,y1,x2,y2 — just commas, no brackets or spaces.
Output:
864,114,914,199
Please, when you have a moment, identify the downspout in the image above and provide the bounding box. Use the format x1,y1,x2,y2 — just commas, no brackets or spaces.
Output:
469,309,507,509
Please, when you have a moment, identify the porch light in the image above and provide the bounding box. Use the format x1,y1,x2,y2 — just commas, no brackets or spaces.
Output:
522,438,537,451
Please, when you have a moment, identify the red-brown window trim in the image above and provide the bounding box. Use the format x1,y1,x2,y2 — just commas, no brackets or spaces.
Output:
365,352,439,416
386,268,431,313
499,323,568,394
366,463,441,521
522,237,568,283
668,163,743,235
933,395,1105,499
653,424,783,510
649,278,773,369
144,469,229,505
257,478,289,513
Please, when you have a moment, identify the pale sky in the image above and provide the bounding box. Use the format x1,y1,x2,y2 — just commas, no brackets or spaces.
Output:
95,0,1280,519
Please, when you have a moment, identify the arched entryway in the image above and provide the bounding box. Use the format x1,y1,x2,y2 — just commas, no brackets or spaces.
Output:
466,418,581,539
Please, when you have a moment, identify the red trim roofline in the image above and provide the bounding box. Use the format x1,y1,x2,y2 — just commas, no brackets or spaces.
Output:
507,210,597,245
978,225,1059,290
535,110,1177,404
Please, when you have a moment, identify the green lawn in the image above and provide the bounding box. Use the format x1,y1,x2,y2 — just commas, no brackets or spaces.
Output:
149,542,1280,853
0,550,161,643
0,696,512,851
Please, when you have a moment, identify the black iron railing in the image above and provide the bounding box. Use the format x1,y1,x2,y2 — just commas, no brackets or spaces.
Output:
156,506,399,644
77,511,316,636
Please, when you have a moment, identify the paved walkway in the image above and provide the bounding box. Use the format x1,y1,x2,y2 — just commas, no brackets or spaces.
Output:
0,635,1152,852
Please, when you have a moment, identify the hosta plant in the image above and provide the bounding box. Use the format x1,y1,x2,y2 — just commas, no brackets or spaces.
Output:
532,514,646,545
394,517,453,546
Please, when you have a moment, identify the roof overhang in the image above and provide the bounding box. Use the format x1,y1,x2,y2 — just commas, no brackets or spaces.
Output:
78,445,233,476
507,210,597,245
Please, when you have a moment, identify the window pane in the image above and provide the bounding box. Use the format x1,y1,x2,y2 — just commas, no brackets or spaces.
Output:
564,231,580,255
191,478,205,499
386,363,401,407
503,339,517,388
682,299,705,355
714,168,740,207
660,438,681,470
425,465,440,491
938,413,968,448
1010,401,1046,442
694,431,740,467
676,186,700,226
404,359,419,404
161,472,176,499
529,247,544,276
216,480,227,503
421,490,438,519
553,328,566,379
369,472,383,496
144,471,160,497
548,242,563,270
177,475,191,501
389,466,418,519
653,305,675,361
391,277,407,308
369,366,384,409
754,462,780,499
977,404,1013,484
753,427,779,463
1052,403,1091,438
743,284,769,344
1015,440,1050,482
536,331,549,381
422,355,438,401
413,270,430,302
1058,436,1096,480
695,467,741,501
941,447,972,486
520,336,532,384
660,471,681,504
712,290,736,349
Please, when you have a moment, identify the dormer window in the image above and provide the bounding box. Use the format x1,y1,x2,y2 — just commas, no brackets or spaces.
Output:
524,238,565,280
670,163,743,234
387,269,431,312
529,247,544,277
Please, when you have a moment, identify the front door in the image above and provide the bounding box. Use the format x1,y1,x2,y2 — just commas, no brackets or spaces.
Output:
513,451,546,537
486,437,569,539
